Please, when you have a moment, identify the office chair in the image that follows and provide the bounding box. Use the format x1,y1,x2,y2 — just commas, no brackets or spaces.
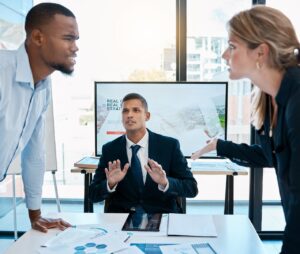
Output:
176,196,186,214
104,196,113,213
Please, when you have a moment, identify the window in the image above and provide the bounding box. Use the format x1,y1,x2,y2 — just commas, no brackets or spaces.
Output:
34,0,176,199
187,0,251,203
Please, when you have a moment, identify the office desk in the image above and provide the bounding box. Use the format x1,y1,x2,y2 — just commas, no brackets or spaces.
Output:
4,213,266,254
71,167,95,213
72,159,248,214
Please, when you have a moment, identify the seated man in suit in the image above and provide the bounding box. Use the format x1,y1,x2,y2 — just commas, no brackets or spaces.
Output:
89,93,198,213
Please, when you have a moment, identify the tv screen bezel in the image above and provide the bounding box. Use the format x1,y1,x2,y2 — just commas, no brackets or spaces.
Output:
94,81,228,159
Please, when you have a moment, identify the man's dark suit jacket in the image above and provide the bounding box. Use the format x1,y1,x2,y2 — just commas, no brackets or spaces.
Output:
89,130,198,213
216,67,300,254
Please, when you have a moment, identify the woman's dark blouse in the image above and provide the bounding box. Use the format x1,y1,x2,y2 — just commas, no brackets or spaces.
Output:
217,67,300,254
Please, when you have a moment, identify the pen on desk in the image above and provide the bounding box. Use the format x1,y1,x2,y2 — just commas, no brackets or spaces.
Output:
123,235,131,243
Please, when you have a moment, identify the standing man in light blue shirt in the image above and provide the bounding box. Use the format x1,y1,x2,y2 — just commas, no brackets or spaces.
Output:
0,3,79,232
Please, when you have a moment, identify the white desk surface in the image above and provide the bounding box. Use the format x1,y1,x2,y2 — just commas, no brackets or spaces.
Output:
5,213,265,254
72,158,248,176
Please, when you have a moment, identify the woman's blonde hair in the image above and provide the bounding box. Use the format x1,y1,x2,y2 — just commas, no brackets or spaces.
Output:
228,5,300,129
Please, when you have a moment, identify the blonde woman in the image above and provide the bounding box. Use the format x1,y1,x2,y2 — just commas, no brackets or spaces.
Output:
191,5,300,254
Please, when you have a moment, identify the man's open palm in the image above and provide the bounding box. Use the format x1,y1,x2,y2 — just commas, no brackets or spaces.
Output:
105,160,129,188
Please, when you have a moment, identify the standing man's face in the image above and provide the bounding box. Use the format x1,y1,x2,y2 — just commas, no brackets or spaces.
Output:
122,99,150,135
40,14,79,74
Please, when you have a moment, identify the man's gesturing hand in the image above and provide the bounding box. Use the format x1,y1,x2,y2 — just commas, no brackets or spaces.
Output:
145,159,168,188
105,159,129,189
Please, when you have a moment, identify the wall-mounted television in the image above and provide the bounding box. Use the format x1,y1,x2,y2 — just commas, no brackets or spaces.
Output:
95,81,228,158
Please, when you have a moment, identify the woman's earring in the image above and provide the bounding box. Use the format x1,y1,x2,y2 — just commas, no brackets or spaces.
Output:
256,62,261,70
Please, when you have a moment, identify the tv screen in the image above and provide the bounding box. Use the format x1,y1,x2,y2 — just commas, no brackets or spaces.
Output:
95,82,228,158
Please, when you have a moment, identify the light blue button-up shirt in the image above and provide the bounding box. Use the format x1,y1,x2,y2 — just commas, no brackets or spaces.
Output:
0,43,51,209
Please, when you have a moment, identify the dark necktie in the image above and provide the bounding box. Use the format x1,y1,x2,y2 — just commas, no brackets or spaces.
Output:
131,145,144,192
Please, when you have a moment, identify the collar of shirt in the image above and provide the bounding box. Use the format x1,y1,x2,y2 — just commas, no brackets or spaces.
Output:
16,43,50,91
125,130,149,150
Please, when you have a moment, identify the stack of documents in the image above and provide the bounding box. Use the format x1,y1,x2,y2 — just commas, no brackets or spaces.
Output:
74,156,99,168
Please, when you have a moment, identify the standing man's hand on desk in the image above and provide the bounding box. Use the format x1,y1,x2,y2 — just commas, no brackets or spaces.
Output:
191,138,218,160
29,209,71,233
105,160,130,189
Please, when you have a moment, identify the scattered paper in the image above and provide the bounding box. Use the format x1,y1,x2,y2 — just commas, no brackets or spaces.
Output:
38,227,128,254
160,243,217,254
116,246,145,254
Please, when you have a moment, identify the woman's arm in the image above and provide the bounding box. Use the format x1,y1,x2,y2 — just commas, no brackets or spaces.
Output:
191,138,272,168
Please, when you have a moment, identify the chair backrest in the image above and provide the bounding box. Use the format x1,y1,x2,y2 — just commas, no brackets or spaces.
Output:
104,197,112,213
7,99,57,175
176,196,186,214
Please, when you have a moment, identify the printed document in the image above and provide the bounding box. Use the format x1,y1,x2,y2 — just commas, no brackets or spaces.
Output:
38,226,128,254
160,243,217,254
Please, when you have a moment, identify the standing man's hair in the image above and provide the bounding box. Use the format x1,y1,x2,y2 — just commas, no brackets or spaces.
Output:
122,93,148,111
25,2,75,36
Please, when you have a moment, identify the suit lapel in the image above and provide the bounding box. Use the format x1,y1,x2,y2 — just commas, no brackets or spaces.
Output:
145,130,157,187
118,135,129,166
148,130,156,161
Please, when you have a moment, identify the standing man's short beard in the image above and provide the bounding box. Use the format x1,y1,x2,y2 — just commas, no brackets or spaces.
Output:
51,63,74,75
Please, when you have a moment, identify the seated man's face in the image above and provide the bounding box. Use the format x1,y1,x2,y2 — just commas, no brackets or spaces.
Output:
122,99,150,134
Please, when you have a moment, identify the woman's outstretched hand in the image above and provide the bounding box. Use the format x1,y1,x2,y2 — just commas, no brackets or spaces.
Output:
191,138,218,160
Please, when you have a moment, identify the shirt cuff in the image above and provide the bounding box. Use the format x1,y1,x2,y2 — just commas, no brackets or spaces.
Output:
106,180,117,192
25,196,42,210
158,179,169,192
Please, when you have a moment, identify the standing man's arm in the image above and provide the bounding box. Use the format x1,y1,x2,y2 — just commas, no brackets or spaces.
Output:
21,103,70,233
